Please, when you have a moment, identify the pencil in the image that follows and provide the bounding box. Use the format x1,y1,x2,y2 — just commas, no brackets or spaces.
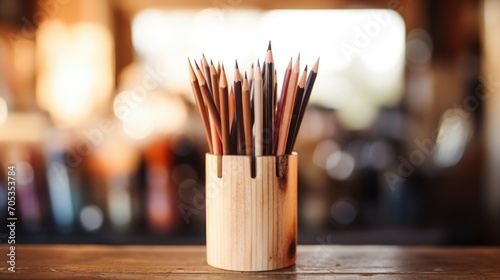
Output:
273,68,277,112
229,85,237,154
194,61,222,140
242,72,252,155
249,63,255,126
249,63,254,96
277,58,293,114
289,57,319,150
273,57,292,153
286,65,307,154
201,54,212,94
276,54,300,155
219,64,230,155
271,67,279,155
210,60,222,155
210,61,220,111
254,59,264,156
210,113,222,154
234,60,245,155
188,57,213,153
228,82,235,128
263,42,274,155
202,59,221,154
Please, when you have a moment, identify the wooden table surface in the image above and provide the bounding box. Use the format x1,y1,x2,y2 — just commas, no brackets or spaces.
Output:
1,245,499,279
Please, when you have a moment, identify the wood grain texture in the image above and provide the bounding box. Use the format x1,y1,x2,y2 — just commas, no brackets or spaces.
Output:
205,153,298,271
2,245,500,279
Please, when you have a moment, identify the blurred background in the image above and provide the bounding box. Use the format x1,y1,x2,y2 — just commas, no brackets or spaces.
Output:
0,0,499,245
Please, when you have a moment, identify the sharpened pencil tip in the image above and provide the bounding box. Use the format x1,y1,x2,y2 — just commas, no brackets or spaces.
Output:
210,59,214,65
304,65,308,71
256,59,260,68
235,59,239,69
244,72,247,79
312,57,320,72
268,41,271,51
194,60,200,69
187,57,194,73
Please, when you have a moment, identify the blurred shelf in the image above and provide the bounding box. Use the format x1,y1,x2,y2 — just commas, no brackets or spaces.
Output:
16,228,446,245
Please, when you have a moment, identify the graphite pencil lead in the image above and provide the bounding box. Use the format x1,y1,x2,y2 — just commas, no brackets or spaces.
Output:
243,73,249,88
235,59,239,69
194,60,200,70
268,40,271,51
256,59,260,68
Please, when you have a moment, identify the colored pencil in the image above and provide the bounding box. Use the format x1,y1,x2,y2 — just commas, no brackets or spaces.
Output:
188,46,319,157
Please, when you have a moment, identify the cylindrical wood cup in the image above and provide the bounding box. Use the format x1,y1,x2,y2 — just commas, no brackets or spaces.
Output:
205,153,298,271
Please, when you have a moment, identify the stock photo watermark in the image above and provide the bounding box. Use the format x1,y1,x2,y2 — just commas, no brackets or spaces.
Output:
4,165,17,272
113,65,169,120
340,10,394,61
178,169,225,225
339,0,407,61
178,184,206,225
384,74,500,191
8,0,70,52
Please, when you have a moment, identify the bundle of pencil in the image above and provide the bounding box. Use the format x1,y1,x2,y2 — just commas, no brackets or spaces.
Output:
188,42,319,156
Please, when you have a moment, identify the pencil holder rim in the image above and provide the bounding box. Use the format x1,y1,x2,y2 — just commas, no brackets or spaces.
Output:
205,152,299,157
205,153,298,179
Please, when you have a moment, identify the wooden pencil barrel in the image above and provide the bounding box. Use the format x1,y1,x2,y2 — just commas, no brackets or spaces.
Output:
206,153,298,271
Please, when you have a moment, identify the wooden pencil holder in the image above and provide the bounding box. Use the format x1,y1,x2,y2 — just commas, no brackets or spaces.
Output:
205,153,298,271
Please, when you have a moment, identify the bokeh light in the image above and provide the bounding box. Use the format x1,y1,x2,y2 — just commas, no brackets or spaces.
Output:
326,151,356,180
80,205,104,232
0,96,8,125
331,198,358,225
